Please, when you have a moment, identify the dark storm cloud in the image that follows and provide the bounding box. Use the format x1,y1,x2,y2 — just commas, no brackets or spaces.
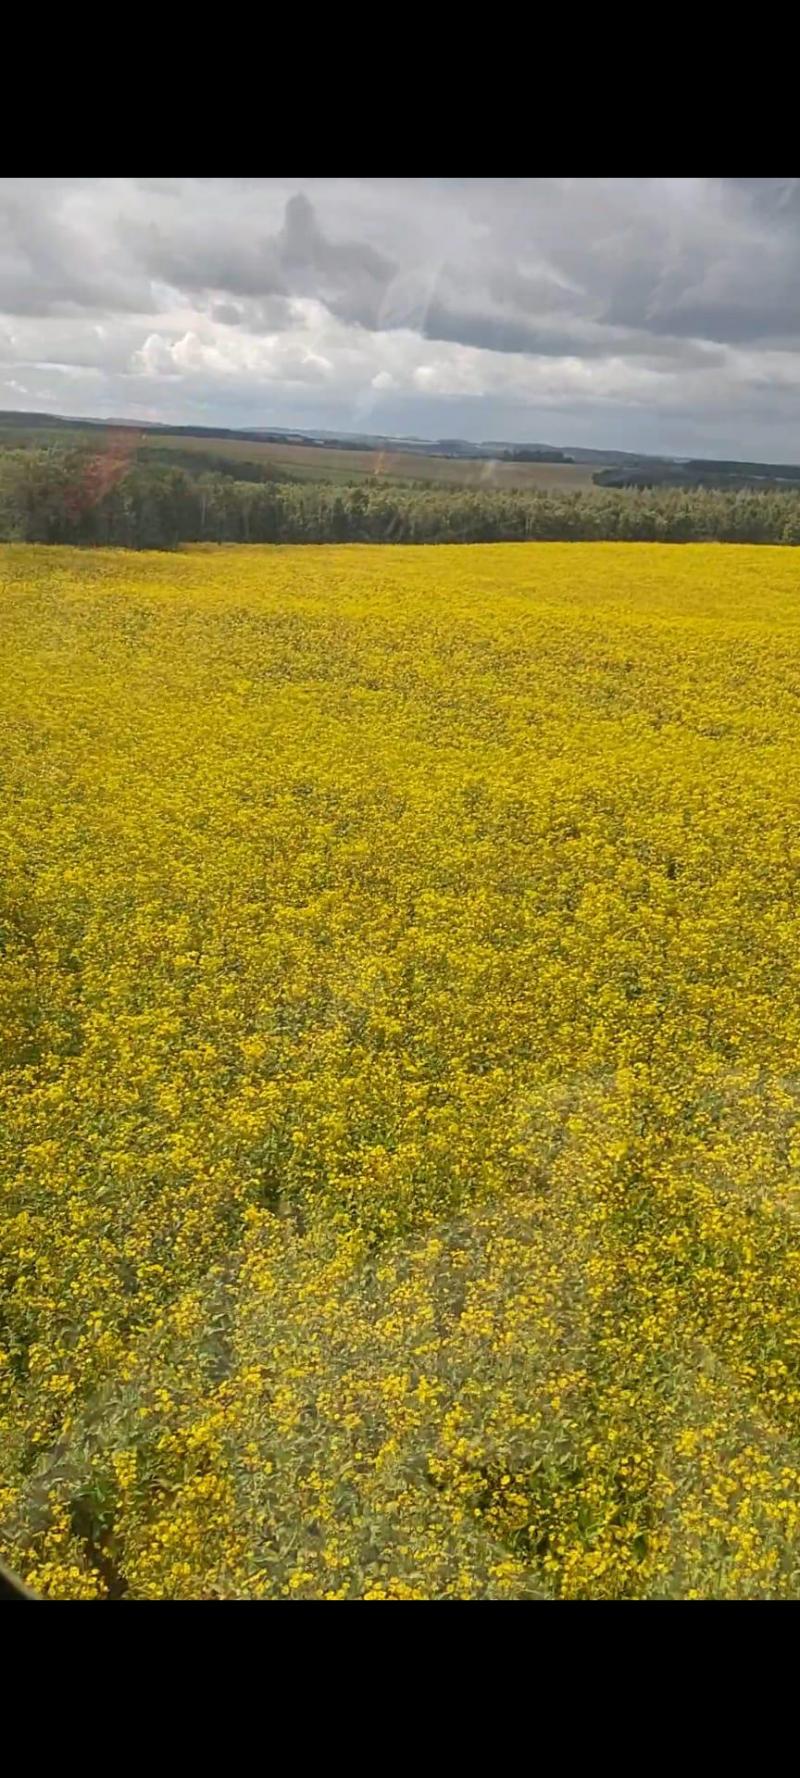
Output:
278,193,398,328
419,299,590,359
418,296,727,367
122,190,397,330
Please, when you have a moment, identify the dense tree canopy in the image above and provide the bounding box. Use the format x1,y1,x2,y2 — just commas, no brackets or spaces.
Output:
2,446,800,549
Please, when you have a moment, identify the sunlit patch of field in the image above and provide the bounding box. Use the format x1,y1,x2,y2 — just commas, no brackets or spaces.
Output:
3,541,800,1598
143,431,604,489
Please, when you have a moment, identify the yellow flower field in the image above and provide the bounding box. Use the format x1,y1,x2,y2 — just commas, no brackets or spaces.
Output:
3,539,800,1598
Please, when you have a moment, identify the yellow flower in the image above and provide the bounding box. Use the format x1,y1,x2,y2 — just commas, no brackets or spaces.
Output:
4,539,800,1599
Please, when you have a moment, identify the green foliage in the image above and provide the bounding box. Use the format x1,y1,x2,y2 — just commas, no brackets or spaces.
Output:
3,445,800,548
138,446,293,485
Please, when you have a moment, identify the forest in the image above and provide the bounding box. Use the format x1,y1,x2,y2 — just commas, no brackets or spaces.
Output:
2,443,800,548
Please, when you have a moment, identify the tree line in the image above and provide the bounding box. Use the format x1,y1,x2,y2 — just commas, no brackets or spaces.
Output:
2,446,800,549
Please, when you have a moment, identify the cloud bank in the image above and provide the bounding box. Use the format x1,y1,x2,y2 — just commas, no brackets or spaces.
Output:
2,177,800,456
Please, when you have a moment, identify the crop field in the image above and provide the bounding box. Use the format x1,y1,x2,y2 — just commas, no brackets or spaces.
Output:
143,431,604,491
5,540,800,1599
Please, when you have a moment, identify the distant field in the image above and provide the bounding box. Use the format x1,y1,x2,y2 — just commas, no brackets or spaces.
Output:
0,413,607,490
143,431,605,490
0,422,98,451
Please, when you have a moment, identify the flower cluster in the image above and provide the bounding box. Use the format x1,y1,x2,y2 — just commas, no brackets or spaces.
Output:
3,540,800,1597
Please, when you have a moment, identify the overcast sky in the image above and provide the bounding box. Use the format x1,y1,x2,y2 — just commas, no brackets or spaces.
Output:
2,177,800,457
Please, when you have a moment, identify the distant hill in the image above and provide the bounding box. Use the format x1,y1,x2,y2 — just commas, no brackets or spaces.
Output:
596,457,800,492
0,409,661,463
2,408,798,491
500,447,574,464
